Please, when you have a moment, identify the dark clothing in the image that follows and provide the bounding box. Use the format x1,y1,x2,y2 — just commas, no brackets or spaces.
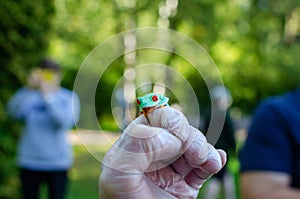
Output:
240,88,300,188
203,109,236,180
20,168,68,199
213,113,236,152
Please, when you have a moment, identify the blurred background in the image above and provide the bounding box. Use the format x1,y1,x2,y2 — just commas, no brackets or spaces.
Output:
1,0,300,198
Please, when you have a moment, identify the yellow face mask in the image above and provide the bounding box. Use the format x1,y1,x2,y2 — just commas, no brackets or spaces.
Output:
32,68,56,82
41,69,56,81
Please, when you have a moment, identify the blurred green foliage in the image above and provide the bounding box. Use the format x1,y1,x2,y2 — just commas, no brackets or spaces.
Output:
173,0,300,112
48,0,300,117
1,0,300,198
0,1,55,198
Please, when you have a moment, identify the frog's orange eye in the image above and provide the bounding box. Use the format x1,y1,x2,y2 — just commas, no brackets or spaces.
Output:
152,95,158,102
137,99,141,104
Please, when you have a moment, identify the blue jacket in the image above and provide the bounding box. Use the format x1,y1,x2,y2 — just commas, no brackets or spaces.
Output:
7,87,80,171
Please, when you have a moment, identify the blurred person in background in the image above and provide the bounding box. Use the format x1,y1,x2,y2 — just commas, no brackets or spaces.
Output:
202,86,237,199
239,88,300,199
7,59,80,199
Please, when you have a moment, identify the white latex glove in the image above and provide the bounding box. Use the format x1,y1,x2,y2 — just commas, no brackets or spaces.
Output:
99,106,226,199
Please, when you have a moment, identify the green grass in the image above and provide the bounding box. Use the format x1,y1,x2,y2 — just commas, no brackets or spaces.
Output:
67,145,104,199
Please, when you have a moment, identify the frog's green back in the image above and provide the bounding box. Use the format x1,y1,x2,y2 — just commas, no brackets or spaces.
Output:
137,93,169,111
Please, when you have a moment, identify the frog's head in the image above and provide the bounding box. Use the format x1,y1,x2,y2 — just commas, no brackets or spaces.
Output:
136,93,169,111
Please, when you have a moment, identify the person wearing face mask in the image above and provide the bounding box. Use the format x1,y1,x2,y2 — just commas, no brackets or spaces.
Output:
7,58,80,199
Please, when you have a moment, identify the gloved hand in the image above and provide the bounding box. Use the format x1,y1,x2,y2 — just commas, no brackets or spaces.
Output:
99,106,226,199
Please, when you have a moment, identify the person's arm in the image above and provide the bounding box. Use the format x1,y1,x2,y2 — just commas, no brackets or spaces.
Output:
99,113,226,199
7,88,33,121
241,171,300,199
44,90,80,128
